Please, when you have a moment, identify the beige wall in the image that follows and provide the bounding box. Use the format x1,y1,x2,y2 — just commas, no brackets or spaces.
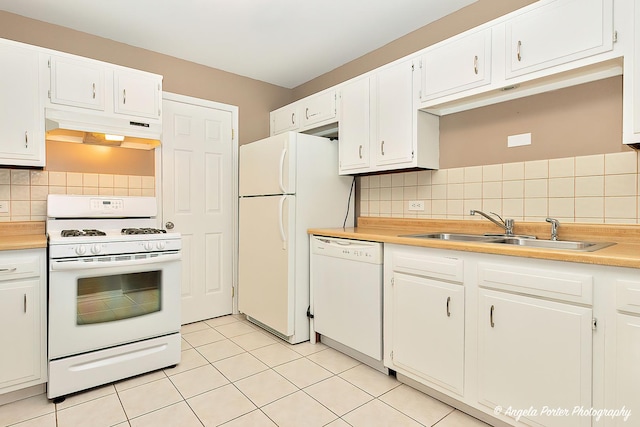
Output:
0,11,292,146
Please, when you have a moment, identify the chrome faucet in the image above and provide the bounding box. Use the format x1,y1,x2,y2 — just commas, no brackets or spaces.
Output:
470,210,514,236
546,217,560,241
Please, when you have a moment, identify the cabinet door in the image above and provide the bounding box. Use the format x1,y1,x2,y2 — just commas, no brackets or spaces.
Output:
300,90,336,128
0,280,41,389
422,28,492,102
0,42,44,167
478,289,592,427
49,56,105,110
615,313,640,426
505,0,613,79
271,104,299,135
338,77,370,174
391,272,464,395
373,60,414,168
114,71,161,120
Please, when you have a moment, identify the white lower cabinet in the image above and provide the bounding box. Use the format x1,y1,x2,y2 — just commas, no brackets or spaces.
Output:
384,245,465,395
477,289,592,427
0,249,47,395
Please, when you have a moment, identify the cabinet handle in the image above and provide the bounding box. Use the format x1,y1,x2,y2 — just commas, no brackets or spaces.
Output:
0,267,17,273
446,296,451,317
291,112,295,125
24,294,27,313
123,89,127,105
358,145,363,159
25,131,28,148
473,55,479,74
517,40,522,62
92,83,96,99
490,305,495,327
381,140,385,156
305,108,309,120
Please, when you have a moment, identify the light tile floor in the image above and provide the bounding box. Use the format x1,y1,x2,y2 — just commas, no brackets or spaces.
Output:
0,315,492,427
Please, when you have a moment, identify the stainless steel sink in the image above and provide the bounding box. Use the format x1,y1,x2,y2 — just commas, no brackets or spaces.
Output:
493,237,615,252
400,232,615,252
400,233,503,242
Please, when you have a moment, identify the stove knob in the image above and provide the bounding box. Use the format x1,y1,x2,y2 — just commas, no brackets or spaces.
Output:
144,242,154,251
156,241,166,250
75,245,86,256
91,244,102,254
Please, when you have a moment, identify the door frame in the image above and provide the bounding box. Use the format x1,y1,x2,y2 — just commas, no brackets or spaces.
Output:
157,91,239,314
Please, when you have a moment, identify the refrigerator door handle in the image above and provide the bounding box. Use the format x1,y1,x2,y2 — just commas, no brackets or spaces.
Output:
278,148,287,194
278,195,287,250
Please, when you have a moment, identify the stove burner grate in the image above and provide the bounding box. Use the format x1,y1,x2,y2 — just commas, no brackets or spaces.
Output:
61,229,107,237
121,228,167,235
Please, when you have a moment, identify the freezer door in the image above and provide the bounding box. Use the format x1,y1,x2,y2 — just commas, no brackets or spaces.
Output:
238,195,296,337
239,133,295,196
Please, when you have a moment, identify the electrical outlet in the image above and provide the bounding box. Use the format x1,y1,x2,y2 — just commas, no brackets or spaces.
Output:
408,200,424,211
0,201,8,213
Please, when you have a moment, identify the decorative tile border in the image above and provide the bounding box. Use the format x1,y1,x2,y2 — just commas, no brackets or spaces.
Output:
0,170,155,222
360,152,640,224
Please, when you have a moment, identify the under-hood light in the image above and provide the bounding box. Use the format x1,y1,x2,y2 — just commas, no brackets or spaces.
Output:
105,134,125,142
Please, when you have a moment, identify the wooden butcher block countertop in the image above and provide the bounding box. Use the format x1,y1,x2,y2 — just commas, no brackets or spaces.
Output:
309,217,640,269
0,222,47,251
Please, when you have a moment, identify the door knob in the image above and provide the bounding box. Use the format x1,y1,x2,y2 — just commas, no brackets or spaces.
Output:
165,221,174,230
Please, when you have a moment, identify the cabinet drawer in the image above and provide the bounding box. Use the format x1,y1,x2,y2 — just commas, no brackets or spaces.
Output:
0,255,41,282
478,262,592,304
616,280,640,315
392,251,463,284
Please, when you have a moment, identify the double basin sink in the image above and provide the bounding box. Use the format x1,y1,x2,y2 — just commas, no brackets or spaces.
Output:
401,233,615,252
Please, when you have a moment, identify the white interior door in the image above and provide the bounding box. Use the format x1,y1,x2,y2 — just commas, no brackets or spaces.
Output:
161,93,236,325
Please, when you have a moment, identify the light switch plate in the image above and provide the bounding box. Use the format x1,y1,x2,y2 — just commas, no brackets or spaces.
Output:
508,133,532,147
0,201,8,213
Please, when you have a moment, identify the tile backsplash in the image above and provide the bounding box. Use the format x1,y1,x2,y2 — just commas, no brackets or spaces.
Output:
0,169,155,222
360,152,640,224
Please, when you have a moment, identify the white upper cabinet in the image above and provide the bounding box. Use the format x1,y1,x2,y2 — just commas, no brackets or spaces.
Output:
338,77,370,173
373,59,415,168
114,70,161,120
505,0,614,79
271,103,299,135
46,53,162,125
49,56,105,111
421,28,492,103
299,90,336,128
0,39,45,167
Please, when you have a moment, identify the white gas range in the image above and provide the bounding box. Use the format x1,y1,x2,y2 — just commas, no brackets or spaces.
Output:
46,194,182,401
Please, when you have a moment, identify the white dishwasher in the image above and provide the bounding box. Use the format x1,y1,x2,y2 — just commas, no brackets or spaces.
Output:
310,236,385,372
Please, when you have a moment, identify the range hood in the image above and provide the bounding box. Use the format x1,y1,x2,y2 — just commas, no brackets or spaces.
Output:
45,108,161,150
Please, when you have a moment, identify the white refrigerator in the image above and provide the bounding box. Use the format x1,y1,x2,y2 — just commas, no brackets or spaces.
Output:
238,131,354,344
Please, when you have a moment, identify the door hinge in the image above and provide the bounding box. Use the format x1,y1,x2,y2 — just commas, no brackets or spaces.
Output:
232,286,235,298
592,318,598,331
613,30,618,43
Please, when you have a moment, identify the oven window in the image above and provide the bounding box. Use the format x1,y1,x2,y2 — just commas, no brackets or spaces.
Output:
77,271,161,325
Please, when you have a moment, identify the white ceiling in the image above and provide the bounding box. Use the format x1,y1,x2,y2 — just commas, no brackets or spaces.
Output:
0,0,476,88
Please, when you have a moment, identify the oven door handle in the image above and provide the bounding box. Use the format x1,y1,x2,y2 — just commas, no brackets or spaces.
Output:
50,253,182,271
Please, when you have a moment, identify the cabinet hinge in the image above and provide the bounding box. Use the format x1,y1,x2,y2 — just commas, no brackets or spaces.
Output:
47,59,51,68
411,63,415,72
411,150,415,159
391,277,394,286
232,129,235,140
158,109,161,117
158,83,161,91
390,351,394,361
48,90,51,99
232,286,235,298
613,30,618,43
592,318,598,331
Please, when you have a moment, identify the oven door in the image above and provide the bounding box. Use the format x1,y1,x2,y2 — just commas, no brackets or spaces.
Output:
48,252,181,359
